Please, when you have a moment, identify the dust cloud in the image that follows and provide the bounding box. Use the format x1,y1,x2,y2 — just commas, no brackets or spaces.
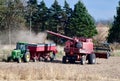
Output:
0,30,54,45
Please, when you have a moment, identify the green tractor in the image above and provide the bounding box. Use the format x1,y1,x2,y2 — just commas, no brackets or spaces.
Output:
7,42,30,63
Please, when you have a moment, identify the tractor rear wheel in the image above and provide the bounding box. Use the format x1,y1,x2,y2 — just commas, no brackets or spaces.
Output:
88,54,96,64
81,55,86,65
24,52,30,62
62,56,67,63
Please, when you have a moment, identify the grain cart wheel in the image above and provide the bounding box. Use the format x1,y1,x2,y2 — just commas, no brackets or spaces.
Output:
39,57,43,61
24,52,30,62
88,54,96,64
17,58,22,63
50,53,56,62
33,58,37,62
81,55,86,65
62,56,67,63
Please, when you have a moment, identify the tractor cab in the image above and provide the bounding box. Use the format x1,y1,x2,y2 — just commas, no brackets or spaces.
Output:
16,42,28,53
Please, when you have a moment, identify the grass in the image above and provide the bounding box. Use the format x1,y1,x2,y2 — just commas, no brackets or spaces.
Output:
0,62,118,81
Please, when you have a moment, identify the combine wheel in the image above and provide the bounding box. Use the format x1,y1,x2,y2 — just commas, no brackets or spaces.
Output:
62,56,67,63
24,52,30,62
88,54,96,64
17,58,22,63
81,55,86,65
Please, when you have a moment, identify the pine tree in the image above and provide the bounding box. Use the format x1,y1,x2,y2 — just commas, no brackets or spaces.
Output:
38,0,48,31
48,0,62,32
25,0,39,33
68,0,97,37
107,1,120,43
63,0,72,36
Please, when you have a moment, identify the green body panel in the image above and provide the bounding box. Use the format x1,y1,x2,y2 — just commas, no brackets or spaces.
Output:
11,42,28,60
11,50,23,59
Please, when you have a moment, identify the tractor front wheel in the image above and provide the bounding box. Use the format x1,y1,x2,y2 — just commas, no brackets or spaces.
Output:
88,54,96,64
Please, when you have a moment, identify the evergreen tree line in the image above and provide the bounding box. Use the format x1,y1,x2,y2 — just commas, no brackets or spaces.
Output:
108,1,120,43
0,0,97,38
25,0,97,38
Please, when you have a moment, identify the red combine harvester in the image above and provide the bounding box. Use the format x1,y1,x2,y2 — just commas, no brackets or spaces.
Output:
27,43,57,62
47,30,110,65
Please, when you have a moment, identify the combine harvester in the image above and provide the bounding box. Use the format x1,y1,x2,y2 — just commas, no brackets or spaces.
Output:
7,42,57,63
47,30,110,65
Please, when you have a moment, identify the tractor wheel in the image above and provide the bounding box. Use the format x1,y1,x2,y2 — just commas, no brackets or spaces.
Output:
81,55,86,65
62,56,67,63
7,56,12,62
24,52,30,62
88,54,96,64
17,58,22,63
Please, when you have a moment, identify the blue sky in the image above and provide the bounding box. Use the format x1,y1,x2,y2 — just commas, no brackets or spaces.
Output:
38,0,119,20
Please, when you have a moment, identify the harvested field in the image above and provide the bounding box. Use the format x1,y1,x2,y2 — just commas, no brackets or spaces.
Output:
0,57,120,81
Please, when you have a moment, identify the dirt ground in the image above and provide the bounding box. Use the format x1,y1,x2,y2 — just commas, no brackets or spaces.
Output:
0,57,120,81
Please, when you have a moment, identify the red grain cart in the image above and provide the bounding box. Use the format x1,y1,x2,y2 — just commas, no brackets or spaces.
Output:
27,43,57,62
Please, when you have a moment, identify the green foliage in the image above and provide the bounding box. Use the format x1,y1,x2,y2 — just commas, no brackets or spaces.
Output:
63,0,72,36
67,0,97,37
0,0,98,44
47,0,63,32
108,1,120,43
37,0,48,31
25,0,39,33
0,0,25,31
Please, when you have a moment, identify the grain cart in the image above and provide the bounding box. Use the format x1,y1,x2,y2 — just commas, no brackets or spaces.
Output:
47,30,109,65
27,43,57,62
7,42,30,63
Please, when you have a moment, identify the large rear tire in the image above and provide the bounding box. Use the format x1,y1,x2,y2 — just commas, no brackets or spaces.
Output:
62,56,67,63
88,54,96,64
24,52,30,62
